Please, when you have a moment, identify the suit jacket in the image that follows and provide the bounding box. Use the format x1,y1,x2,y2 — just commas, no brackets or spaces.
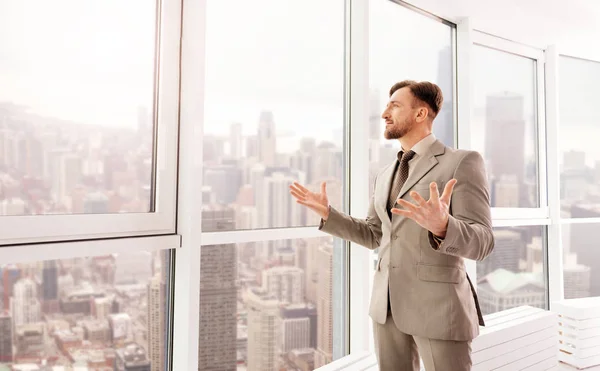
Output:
319,138,494,341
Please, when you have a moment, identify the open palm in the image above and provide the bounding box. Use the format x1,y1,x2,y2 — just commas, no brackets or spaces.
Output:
289,181,329,219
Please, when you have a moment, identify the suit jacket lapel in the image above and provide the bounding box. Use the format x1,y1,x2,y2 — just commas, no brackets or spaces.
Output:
396,140,446,200
378,162,396,223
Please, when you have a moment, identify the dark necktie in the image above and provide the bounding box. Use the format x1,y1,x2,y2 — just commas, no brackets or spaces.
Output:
387,150,416,216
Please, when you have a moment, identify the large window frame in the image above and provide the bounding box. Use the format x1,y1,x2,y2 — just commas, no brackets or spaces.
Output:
469,31,549,221
3,0,598,369
0,0,182,245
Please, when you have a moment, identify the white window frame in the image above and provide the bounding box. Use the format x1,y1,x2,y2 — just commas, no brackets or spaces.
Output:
544,45,564,306
173,0,353,368
467,31,549,221
0,0,181,245
456,23,553,296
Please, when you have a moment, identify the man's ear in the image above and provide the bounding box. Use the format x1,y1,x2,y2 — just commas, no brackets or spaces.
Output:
416,107,428,122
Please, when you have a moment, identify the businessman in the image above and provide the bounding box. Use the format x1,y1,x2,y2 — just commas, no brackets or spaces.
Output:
289,80,494,370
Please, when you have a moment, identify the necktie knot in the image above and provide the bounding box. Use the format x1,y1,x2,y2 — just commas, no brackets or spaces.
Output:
400,150,416,164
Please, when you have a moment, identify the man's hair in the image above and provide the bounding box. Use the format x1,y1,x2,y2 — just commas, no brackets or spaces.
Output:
389,80,443,119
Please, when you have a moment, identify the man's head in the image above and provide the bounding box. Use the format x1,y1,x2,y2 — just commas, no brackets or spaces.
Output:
381,80,443,140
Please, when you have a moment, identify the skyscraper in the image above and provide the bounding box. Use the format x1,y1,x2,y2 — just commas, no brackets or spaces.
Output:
11,277,41,326
258,111,277,167
262,266,304,304
0,312,12,363
244,287,280,371
198,208,237,370
314,244,333,368
42,260,59,313
570,204,600,296
147,274,165,371
484,93,527,207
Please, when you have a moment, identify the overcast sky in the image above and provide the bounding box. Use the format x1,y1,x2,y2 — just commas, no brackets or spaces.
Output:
1,0,598,163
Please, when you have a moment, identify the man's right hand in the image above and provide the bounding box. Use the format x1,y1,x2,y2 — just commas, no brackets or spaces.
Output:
289,181,330,220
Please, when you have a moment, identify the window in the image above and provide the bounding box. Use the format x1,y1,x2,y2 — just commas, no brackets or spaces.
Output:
197,233,343,370
0,0,180,244
471,44,540,209
476,226,547,315
368,0,455,195
558,55,600,301
202,0,345,231
558,56,600,214
561,222,596,299
0,249,172,369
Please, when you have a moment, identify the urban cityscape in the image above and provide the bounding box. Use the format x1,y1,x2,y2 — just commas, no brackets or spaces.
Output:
1,3,600,371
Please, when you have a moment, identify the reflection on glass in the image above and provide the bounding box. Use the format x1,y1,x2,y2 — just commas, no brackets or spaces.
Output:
368,0,455,195
202,0,345,230
198,209,342,370
0,1,157,216
558,56,600,214
0,250,171,370
471,44,539,208
476,226,547,315
561,223,596,299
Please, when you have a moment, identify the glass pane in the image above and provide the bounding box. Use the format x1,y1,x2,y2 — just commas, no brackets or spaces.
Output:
202,0,345,231
0,1,157,216
476,226,547,315
471,45,539,208
198,210,345,370
558,56,600,214
562,222,596,299
369,1,455,192
0,249,172,369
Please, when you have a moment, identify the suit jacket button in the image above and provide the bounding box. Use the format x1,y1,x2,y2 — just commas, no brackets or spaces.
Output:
392,235,397,240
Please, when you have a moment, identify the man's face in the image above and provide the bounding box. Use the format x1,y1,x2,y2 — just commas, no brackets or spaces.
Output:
381,87,418,140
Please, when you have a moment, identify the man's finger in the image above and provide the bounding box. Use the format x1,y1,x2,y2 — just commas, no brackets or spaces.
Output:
429,182,440,204
289,183,307,196
292,181,310,193
409,191,427,206
290,189,306,201
440,179,457,204
391,208,413,219
396,199,419,212
321,181,327,195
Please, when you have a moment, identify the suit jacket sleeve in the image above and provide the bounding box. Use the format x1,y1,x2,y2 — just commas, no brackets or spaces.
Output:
318,176,383,250
428,151,495,261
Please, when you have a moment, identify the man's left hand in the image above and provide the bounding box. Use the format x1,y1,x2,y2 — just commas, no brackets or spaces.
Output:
391,179,457,238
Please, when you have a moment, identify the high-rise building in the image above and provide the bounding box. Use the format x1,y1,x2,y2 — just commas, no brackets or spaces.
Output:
148,274,166,371
570,204,600,296
278,303,317,353
2,264,20,311
11,278,41,326
0,312,12,363
42,260,59,313
257,111,276,166
262,266,304,305
244,287,280,371
564,253,591,299
198,208,237,370
478,230,522,278
229,122,243,159
314,244,333,368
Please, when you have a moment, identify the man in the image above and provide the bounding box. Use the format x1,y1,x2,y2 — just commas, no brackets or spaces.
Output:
289,80,494,371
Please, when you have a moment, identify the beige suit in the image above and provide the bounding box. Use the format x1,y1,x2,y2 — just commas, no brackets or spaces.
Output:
319,135,494,370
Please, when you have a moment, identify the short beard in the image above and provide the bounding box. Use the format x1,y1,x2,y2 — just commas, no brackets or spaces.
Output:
384,124,410,140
